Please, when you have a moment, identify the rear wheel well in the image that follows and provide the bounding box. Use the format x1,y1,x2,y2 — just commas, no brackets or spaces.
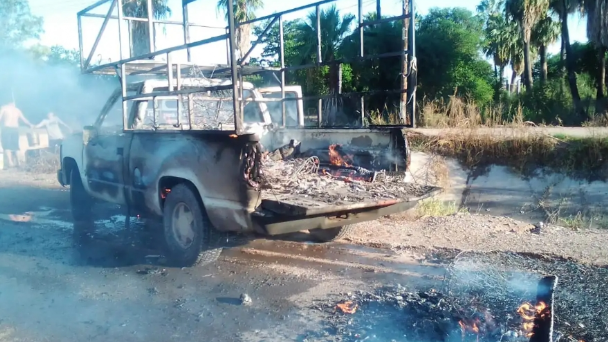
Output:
158,176,204,210
63,157,77,185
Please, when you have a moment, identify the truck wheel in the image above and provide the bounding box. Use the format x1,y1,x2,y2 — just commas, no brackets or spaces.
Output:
162,183,222,267
70,169,94,242
309,225,355,242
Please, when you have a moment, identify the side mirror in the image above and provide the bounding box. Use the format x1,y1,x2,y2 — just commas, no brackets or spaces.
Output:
83,126,97,145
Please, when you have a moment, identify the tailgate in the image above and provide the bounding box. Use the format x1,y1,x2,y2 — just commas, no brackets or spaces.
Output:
261,186,442,217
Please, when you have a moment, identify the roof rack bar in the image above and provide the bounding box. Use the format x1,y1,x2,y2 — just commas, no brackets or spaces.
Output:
84,33,228,74
84,0,116,70
80,12,224,29
77,0,110,15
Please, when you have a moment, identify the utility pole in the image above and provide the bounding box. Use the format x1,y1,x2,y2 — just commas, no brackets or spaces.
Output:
399,0,409,125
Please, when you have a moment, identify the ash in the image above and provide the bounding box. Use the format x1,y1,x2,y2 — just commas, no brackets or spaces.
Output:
261,157,432,204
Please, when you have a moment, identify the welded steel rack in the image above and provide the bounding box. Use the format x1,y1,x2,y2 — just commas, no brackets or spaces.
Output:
77,0,417,134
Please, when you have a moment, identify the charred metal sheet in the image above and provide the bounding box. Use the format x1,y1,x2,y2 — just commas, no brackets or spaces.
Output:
529,276,558,342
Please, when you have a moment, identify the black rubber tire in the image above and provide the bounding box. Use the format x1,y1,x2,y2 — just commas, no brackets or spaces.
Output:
162,183,222,267
308,225,356,242
70,169,95,242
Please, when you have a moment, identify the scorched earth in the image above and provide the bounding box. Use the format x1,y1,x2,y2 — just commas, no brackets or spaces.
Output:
0,169,606,342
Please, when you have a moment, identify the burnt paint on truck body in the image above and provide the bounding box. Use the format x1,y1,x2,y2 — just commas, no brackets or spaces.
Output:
124,131,262,233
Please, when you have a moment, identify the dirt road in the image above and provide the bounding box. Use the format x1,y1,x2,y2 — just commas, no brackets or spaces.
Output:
1,170,607,341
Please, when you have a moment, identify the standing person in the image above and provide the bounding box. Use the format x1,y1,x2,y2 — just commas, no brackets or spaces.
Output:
36,112,72,149
0,101,33,169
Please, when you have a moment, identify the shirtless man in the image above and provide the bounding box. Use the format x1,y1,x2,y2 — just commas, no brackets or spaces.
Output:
0,102,33,168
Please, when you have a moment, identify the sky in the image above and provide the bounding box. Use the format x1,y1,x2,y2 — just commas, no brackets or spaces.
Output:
28,0,590,68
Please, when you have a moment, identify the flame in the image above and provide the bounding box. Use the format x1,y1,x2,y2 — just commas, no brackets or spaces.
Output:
336,300,358,314
229,134,237,138
459,320,480,334
328,144,352,167
517,301,548,337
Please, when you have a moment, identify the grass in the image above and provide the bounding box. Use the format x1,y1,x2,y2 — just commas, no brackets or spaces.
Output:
416,198,468,217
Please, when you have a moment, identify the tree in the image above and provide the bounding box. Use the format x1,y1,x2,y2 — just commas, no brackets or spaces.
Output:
122,0,171,57
506,0,550,90
217,0,264,64
583,0,608,112
531,13,560,83
0,0,43,48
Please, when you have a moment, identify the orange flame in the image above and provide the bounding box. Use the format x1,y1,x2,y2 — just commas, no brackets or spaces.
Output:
328,144,351,167
517,301,548,337
336,300,358,314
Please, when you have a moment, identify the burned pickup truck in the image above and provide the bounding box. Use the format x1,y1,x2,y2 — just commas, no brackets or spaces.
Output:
57,78,441,267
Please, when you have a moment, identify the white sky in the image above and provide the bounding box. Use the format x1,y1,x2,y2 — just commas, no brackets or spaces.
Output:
29,0,589,69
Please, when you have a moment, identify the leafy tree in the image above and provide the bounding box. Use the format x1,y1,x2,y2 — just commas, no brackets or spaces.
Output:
583,0,608,112
0,0,43,47
415,8,494,104
531,13,559,83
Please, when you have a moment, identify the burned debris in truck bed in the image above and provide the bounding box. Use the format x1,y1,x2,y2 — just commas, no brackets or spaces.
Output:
257,139,434,212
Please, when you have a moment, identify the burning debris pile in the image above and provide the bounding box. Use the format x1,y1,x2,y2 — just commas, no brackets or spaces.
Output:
259,140,432,204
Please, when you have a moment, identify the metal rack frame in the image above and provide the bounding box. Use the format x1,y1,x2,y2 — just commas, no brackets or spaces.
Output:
77,0,417,134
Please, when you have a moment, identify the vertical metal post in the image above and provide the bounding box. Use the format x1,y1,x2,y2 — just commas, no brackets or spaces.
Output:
176,63,182,127
408,0,416,127
127,20,134,58
225,28,231,65
167,53,174,91
377,0,381,19
316,5,322,127
147,0,155,54
120,64,128,128
358,0,365,125
182,1,191,62
117,0,124,60
227,0,241,133
77,15,84,70
279,16,286,127
399,0,409,124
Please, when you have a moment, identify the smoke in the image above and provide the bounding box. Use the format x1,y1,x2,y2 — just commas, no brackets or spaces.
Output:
0,47,116,130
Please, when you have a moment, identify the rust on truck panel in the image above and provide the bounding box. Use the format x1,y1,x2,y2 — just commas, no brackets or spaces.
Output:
125,132,261,233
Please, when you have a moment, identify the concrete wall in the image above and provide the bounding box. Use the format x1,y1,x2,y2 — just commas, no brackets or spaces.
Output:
407,152,608,227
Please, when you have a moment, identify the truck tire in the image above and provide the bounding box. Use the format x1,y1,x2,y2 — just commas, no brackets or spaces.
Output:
309,225,355,242
162,183,222,267
70,169,94,242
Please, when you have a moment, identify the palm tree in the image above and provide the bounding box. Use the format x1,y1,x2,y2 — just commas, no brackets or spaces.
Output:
217,0,264,64
551,0,585,120
531,14,560,83
506,0,550,90
295,5,355,94
583,0,608,112
122,0,171,57
483,11,519,96
510,37,525,92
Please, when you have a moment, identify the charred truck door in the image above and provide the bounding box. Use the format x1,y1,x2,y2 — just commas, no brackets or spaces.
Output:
82,90,133,205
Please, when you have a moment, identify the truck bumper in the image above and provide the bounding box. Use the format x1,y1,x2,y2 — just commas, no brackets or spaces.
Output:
57,169,67,187
252,187,442,236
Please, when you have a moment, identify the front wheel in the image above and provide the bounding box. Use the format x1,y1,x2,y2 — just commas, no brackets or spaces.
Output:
308,225,356,242
162,183,222,267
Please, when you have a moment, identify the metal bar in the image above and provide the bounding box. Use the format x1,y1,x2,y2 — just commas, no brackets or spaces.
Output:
225,28,231,65
283,51,406,71
316,5,322,64
86,34,228,73
408,0,416,127
120,64,128,129
226,0,242,134
77,15,84,70
77,0,110,15
80,12,224,28
239,88,409,102
279,16,286,127
240,16,279,65
239,0,337,26
362,14,408,27
183,1,191,62
360,96,365,126
377,0,381,19
153,98,158,128
167,53,174,91
117,0,124,60
84,0,117,70
399,0,408,124
123,86,234,101
176,63,182,126
187,94,194,128
127,20,133,58
358,0,363,57
147,0,154,54
318,99,323,127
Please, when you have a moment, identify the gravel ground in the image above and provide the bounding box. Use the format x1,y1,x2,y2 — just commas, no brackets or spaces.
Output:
349,213,608,266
